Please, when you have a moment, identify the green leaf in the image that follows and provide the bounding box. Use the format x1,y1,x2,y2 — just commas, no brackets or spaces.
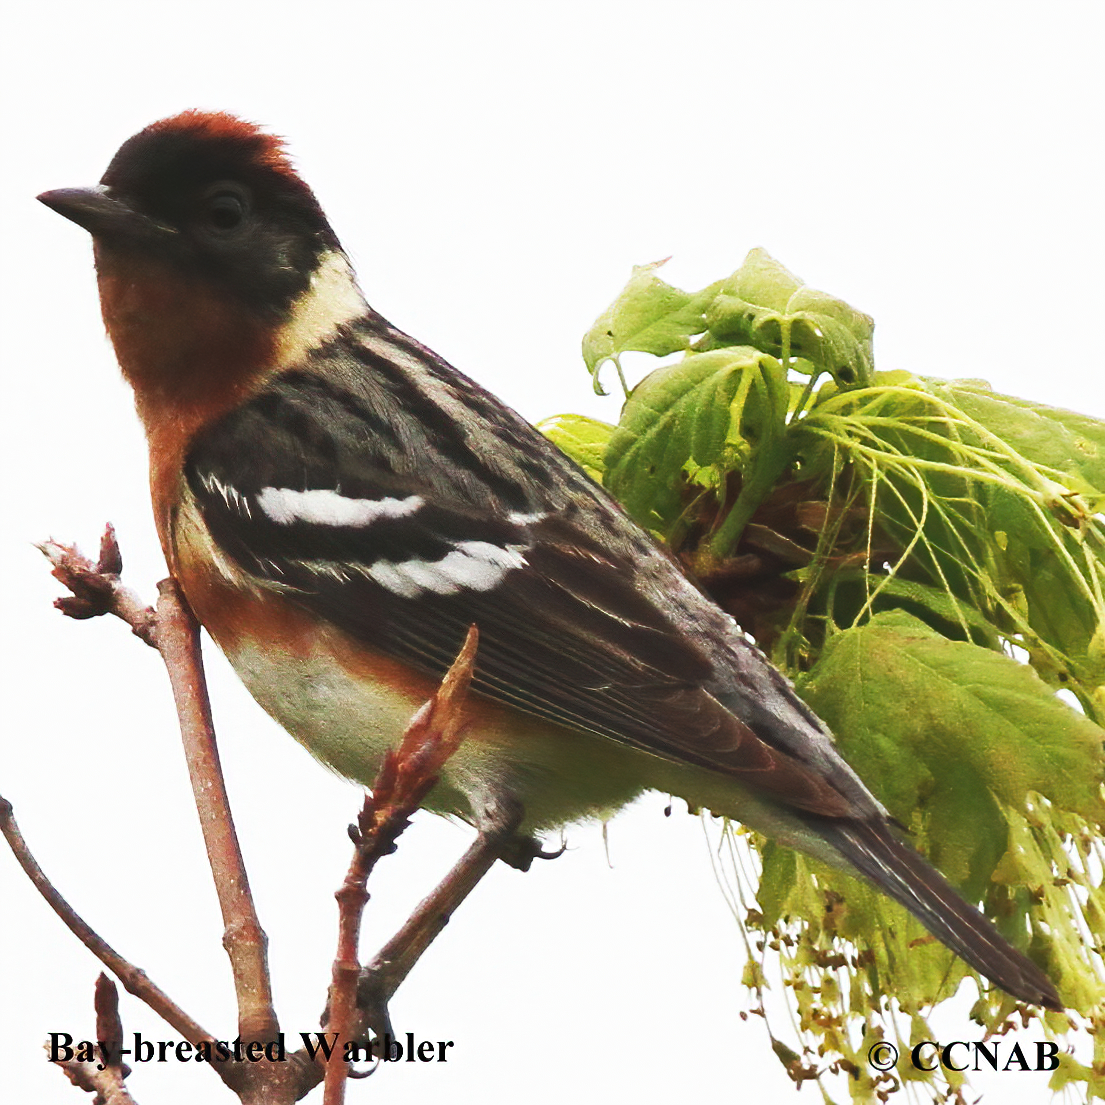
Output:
602,347,786,535
797,378,1105,707
982,484,1103,675
705,248,875,389
926,378,1105,507
719,247,803,312
581,260,722,394
797,611,1105,896
817,572,1003,646
536,413,615,484
567,247,1105,1098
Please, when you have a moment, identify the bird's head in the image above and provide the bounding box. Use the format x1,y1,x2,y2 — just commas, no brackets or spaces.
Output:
38,111,365,416
39,110,343,316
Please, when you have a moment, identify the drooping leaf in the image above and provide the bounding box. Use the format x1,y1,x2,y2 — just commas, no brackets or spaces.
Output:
706,248,875,389
602,347,787,535
982,484,1104,680
719,247,803,312
581,260,722,394
797,611,1105,894
582,249,876,399
927,379,1105,506
797,375,1105,705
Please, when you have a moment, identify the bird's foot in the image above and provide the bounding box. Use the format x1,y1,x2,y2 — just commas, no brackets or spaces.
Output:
498,834,566,871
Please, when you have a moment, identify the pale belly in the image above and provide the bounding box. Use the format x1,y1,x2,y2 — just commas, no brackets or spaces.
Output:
224,636,653,833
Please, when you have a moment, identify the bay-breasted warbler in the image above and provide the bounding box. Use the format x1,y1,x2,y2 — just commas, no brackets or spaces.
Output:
39,110,1060,1010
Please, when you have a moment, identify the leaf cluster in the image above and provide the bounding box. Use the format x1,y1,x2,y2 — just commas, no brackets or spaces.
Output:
543,249,1105,1100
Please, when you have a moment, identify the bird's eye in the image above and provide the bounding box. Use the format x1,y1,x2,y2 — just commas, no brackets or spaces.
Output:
201,183,250,233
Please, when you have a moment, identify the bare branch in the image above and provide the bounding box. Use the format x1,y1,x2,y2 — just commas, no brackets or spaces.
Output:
29,532,283,1096
356,797,523,1035
153,579,279,1045
39,531,279,1046
321,627,479,1104
31,535,519,1104
0,795,215,1053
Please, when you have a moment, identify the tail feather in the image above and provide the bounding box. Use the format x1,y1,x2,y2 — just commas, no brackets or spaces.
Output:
819,818,1061,1010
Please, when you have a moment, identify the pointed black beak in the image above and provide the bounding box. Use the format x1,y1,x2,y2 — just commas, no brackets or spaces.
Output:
37,186,175,248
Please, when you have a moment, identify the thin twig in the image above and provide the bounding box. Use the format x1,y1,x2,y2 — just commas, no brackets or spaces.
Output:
154,579,279,1045
0,796,215,1053
357,800,523,1029
321,627,479,1104
39,531,280,1045
31,530,284,1097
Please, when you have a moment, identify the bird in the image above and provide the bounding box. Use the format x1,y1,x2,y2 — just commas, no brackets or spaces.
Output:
38,109,1061,1011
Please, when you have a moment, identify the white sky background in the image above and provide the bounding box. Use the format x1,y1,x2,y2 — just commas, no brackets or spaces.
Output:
2,3,1103,1102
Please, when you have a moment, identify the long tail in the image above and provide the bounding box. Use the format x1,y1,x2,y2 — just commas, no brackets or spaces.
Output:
817,817,1061,1009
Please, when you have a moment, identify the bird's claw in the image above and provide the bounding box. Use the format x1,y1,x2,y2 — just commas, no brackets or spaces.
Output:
499,834,566,871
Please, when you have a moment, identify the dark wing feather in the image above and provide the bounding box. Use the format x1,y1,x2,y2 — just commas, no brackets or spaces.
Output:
186,328,859,818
